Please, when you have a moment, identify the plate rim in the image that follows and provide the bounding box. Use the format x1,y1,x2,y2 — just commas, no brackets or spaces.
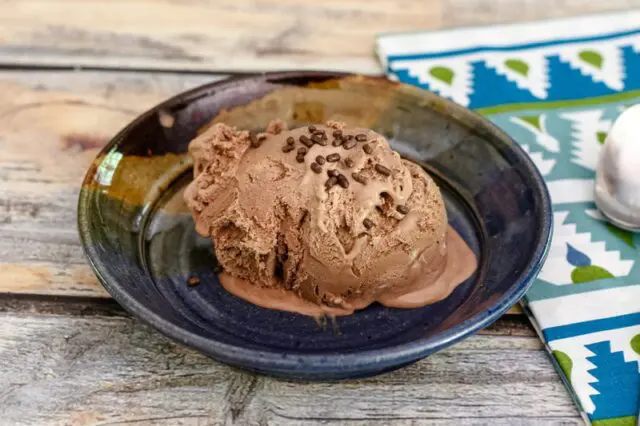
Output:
77,71,553,377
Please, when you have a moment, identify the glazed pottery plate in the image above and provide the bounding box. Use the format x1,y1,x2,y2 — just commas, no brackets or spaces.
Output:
78,72,552,380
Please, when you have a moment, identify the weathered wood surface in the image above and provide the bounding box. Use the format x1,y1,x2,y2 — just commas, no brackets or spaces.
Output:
1,0,639,73
0,70,220,297
0,310,579,425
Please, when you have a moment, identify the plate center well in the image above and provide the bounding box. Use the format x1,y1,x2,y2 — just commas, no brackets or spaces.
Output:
143,165,483,353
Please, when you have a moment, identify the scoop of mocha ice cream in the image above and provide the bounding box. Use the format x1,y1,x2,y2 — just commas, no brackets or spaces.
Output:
184,120,467,316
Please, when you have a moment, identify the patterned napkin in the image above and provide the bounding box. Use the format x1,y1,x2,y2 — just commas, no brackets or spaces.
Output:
377,11,640,426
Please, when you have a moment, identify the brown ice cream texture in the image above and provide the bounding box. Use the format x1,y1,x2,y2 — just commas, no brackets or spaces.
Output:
184,120,476,316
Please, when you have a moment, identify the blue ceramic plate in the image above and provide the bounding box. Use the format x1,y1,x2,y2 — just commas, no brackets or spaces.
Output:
78,72,552,380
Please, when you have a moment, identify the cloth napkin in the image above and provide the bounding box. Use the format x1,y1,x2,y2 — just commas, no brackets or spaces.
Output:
377,11,640,426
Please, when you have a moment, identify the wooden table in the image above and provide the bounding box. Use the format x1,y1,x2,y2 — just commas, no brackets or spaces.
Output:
3,1,639,424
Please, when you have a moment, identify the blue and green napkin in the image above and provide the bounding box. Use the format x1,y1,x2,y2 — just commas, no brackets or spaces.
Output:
377,11,640,426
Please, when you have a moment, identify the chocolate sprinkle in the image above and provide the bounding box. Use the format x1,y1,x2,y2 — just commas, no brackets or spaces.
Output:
332,129,342,138
332,138,343,147
300,135,314,147
351,172,367,184
363,219,374,229
296,155,305,163
327,169,338,177
258,134,268,141
396,205,410,214
326,153,341,162
362,144,373,154
355,133,367,142
249,132,261,148
374,164,392,176
344,158,354,168
298,146,308,155
316,155,326,165
286,136,295,145
325,176,338,189
282,144,295,153
343,140,357,150
311,134,327,146
346,135,354,140
337,174,349,188
311,162,322,174
308,125,316,132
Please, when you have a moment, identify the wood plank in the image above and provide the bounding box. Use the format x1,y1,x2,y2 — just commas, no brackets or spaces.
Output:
1,0,639,73
0,312,580,425
0,69,523,315
0,295,531,334
441,0,640,28
0,70,221,297
0,295,531,335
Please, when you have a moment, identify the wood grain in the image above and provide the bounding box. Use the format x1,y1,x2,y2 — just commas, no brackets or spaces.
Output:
1,0,639,73
0,312,579,425
0,70,220,297
0,295,531,333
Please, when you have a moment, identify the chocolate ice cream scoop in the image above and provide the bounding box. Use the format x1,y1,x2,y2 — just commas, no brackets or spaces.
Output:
184,120,476,316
